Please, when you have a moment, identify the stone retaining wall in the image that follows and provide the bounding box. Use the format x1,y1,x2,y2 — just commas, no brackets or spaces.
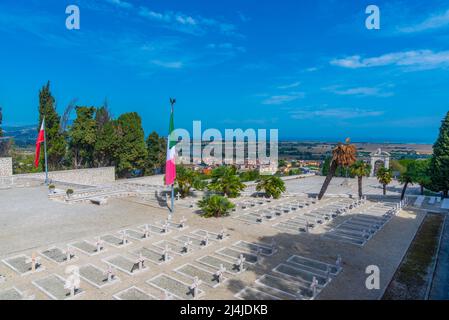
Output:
0,158,12,177
14,166,115,186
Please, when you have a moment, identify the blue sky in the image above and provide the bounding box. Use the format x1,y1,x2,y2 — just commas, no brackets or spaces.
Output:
0,0,448,143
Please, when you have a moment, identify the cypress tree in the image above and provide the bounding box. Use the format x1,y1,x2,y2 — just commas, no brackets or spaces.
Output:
115,112,147,177
430,111,449,197
68,106,97,168
37,81,67,169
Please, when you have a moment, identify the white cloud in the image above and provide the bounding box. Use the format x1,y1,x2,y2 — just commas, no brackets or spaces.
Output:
331,50,449,70
106,0,133,9
290,107,384,120
278,81,301,89
138,6,238,36
150,60,184,69
262,93,304,105
325,86,394,98
176,15,197,26
398,9,449,33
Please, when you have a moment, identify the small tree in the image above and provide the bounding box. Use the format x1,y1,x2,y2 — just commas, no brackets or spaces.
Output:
256,176,286,199
350,161,371,199
413,159,431,195
175,166,206,198
376,167,393,195
66,189,74,198
208,166,246,198
198,195,235,218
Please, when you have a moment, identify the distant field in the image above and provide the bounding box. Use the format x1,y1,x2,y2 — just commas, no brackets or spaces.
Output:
279,141,433,160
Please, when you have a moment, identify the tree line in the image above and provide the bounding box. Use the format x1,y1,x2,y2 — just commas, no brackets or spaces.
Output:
319,111,449,199
36,81,166,178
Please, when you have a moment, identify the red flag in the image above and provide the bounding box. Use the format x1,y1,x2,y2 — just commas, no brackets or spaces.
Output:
34,119,45,168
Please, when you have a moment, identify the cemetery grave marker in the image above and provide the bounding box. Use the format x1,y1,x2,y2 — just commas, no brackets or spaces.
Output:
197,255,241,274
33,274,85,300
40,247,77,264
69,240,106,256
216,247,258,265
0,287,25,300
153,240,189,255
131,247,166,265
255,274,313,299
100,233,132,248
235,287,280,300
79,264,120,288
147,273,204,300
272,263,328,287
175,263,227,288
103,254,148,276
2,254,45,275
113,286,157,300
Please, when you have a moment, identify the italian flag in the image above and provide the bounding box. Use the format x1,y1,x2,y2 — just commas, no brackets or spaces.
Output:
34,119,45,168
165,105,176,185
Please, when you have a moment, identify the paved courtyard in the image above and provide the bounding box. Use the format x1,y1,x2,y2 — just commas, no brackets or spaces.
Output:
0,176,434,300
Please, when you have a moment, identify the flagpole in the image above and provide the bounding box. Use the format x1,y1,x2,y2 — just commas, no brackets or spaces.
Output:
43,118,49,185
169,98,176,217
171,184,174,216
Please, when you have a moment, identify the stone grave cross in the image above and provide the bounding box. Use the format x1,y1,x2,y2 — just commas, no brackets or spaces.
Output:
121,230,129,245
66,246,75,262
136,253,145,271
144,224,151,238
202,232,209,247
164,290,174,300
95,238,104,253
64,266,81,297
163,245,171,262
236,254,246,272
183,240,192,254
105,265,115,282
215,264,226,283
179,216,187,229
310,276,318,298
162,220,169,233
190,276,202,298
218,227,226,240
26,252,40,272
271,240,278,254
256,248,262,264
336,255,342,269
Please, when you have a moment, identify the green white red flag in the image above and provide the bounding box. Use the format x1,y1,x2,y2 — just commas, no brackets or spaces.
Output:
165,105,176,185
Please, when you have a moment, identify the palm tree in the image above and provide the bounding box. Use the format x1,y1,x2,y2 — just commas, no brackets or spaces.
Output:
208,166,246,198
376,167,393,195
318,138,357,200
198,195,235,218
399,161,420,200
175,166,206,198
399,171,414,201
350,161,371,199
256,176,286,199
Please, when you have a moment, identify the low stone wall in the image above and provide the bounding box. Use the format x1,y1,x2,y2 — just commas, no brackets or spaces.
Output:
0,158,12,177
14,167,116,186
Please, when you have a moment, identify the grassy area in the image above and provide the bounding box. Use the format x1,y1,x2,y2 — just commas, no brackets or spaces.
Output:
382,214,444,300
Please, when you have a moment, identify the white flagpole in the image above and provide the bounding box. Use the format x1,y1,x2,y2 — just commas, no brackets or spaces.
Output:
43,118,49,185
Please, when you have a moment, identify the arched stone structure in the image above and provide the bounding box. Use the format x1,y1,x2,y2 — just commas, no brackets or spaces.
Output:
370,148,390,177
